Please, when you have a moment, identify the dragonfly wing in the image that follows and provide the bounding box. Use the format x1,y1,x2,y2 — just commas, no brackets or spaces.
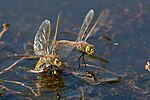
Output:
57,40,75,59
84,9,110,41
76,9,94,41
34,20,52,55
23,41,34,55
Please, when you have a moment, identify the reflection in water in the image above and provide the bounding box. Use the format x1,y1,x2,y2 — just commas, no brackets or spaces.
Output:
36,71,64,90
35,68,64,99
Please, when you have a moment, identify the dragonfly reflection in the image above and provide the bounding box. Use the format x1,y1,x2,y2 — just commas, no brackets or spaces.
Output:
56,9,110,70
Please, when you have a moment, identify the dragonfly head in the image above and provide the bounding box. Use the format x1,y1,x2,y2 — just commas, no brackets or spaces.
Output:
85,45,94,55
54,58,62,67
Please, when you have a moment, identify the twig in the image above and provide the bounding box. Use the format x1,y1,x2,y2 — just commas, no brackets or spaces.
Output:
0,58,25,75
127,80,148,95
0,23,9,39
85,64,120,77
80,87,86,100
4,80,39,96
0,84,21,94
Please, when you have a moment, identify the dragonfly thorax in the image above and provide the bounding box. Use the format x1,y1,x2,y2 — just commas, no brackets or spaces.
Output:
46,57,62,67
34,56,62,72
76,41,94,55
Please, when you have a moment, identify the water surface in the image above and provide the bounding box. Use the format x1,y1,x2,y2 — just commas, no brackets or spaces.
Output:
0,0,150,99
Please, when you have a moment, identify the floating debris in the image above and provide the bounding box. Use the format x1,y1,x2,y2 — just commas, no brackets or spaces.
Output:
0,23,9,39
145,62,150,72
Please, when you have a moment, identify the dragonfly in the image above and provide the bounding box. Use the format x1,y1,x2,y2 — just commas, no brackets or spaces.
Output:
16,14,63,74
56,9,110,70
32,14,63,74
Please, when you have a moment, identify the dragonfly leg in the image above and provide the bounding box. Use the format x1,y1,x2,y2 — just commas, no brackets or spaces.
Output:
78,53,84,70
82,53,87,69
78,53,87,71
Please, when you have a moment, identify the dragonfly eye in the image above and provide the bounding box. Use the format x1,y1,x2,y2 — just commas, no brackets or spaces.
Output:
85,45,94,55
54,58,62,66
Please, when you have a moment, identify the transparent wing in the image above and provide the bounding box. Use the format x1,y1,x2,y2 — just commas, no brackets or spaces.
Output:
34,20,52,55
23,41,34,55
84,9,110,41
56,40,76,59
51,14,76,59
76,9,94,41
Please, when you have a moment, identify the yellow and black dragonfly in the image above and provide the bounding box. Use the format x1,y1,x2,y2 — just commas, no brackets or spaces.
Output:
16,14,63,74
56,9,110,70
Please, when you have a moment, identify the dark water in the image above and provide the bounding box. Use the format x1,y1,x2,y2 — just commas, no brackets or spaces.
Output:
0,0,150,100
